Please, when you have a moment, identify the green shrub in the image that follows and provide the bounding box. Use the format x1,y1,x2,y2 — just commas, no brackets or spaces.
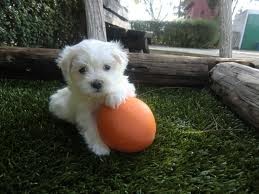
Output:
131,20,219,48
0,0,86,48
0,1,218,49
164,19,219,48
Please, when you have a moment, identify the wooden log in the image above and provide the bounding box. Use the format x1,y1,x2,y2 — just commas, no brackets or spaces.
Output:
210,62,259,129
127,53,208,86
0,47,60,80
0,47,255,86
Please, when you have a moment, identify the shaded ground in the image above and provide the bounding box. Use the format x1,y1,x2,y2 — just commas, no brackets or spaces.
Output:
0,80,259,193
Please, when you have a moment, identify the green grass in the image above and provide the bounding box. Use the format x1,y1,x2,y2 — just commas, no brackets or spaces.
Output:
0,80,259,193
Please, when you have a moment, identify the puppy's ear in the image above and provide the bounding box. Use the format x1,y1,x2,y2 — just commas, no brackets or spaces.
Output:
56,46,74,81
111,42,128,67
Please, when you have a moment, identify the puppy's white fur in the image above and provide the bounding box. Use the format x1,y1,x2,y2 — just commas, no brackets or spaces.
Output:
49,39,136,156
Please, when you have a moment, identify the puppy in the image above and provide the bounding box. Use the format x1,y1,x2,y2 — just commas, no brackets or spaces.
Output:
49,39,136,156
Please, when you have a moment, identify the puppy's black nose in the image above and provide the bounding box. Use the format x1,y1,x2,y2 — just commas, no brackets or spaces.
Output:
91,80,103,90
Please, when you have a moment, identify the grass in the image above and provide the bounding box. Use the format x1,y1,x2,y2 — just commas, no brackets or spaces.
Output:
0,80,259,193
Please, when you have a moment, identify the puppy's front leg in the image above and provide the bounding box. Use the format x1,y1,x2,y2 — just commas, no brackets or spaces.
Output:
105,82,136,109
76,110,110,156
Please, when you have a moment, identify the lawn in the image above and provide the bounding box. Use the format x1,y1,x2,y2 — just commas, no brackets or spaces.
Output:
0,80,259,193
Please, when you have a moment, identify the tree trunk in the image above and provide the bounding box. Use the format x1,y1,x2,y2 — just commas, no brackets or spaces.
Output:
219,0,232,58
84,0,107,41
210,62,259,129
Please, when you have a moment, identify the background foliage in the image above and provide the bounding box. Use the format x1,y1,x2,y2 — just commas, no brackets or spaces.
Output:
0,0,86,48
0,0,219,49
131,19,219,48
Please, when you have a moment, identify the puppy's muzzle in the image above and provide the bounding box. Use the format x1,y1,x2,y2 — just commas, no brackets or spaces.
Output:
91,80,103,91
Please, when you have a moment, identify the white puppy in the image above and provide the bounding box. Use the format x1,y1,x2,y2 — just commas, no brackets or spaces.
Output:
49,39,136,156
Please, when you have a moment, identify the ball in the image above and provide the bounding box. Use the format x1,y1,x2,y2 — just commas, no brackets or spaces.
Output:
97,97,156,153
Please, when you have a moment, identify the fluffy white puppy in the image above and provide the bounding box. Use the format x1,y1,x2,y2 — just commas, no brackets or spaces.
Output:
49,39,136,156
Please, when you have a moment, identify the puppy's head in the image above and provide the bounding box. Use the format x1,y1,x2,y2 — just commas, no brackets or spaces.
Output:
57,39,128,96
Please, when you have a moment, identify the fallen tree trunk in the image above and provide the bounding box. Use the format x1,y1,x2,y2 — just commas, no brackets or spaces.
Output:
127,53,208,86
210,62,259,129
0,47,255,86
0,47,60,80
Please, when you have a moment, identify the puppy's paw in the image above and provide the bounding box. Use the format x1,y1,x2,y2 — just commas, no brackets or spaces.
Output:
105,93,126,109
90,143,110,156
127,83,136,97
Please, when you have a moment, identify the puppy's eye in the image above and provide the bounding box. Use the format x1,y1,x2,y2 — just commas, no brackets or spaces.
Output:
103,64,111,71
79,67,87,74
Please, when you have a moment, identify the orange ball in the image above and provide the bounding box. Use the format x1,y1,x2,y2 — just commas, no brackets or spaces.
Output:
97,97,156,153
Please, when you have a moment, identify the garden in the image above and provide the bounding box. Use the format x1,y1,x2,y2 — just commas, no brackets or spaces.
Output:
0,0,259,193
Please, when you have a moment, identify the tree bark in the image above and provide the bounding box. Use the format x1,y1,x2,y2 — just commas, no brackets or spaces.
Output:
219,0,232,58
210,62,259,129
84,0,107,41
